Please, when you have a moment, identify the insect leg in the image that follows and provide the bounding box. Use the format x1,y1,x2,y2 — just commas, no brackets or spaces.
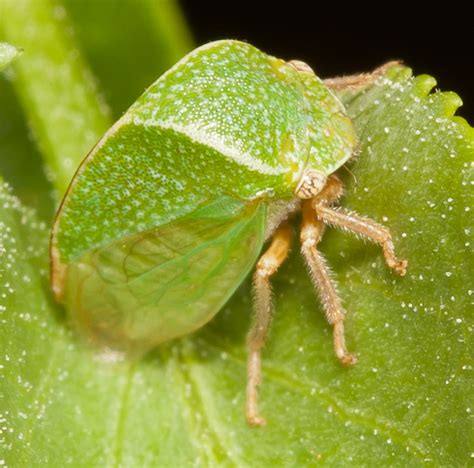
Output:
300,200,357,366
247,221,292,427
312,202,408,276
323,61,401,91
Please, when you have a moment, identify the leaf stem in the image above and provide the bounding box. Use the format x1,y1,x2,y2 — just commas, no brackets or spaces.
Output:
0,0,111,197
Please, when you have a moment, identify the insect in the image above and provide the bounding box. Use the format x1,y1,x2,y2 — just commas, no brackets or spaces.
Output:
50,40,407,426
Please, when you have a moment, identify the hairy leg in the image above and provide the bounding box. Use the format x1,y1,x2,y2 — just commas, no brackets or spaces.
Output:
300,199,357,365
301,174,406,362
312,203,407,275
247,222,292,426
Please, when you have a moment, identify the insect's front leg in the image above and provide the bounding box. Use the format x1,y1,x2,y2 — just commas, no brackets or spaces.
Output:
312,202,408,276
247,222,292,427
323,61,401,91
300,200,357,365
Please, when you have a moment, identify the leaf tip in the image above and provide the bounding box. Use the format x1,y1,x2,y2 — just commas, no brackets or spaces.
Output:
414,74,438,96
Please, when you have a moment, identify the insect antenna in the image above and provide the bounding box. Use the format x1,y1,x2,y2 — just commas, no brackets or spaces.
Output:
341,163,358,187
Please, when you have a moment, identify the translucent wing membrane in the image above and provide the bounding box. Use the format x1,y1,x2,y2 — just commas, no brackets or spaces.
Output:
63,198,266,354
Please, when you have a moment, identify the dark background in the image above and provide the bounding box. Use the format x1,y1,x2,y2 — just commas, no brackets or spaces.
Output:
181,3,474,122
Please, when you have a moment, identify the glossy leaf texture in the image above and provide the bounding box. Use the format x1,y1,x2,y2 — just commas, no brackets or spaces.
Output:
1,7,473,467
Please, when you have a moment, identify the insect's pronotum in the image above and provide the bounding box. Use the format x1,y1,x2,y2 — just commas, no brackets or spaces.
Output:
50,40,407,426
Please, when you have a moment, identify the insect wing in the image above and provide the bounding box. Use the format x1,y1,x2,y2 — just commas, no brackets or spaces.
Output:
63,199,266,353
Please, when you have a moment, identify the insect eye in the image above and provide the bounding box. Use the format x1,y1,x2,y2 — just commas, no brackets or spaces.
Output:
295,170,327,199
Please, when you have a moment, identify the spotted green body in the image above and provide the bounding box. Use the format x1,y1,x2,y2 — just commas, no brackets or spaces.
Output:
51,40,357,353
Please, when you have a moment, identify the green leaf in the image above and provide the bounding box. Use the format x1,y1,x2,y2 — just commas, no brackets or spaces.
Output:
1,59,472,465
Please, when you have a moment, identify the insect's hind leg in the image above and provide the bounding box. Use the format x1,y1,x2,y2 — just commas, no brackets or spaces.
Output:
247,221,292,427
300,199,357,366
323,61,401,91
